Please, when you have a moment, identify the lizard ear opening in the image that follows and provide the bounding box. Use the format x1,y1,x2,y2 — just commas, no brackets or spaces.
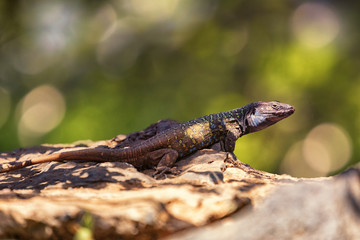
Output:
240,119,247,135
244,118,249,127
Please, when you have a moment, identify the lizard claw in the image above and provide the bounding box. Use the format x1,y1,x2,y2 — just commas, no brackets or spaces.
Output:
152,166,181,179
152,166,171,179
152,171,167,180
168,167,180,175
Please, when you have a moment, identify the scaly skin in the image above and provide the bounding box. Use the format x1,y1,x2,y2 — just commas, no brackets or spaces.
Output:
0,101,294,177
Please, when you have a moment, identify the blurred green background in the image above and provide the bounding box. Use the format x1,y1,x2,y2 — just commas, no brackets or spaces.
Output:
0,0,358,177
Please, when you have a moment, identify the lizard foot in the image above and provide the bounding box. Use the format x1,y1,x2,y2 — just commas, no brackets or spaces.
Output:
152,166,181,179
168,166,180,175
148,148,178,179
152,167,170,180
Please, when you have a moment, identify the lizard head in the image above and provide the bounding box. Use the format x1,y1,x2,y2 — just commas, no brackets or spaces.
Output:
243,101,295,134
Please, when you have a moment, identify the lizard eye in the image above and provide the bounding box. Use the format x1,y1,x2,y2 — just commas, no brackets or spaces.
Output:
272,104,280,110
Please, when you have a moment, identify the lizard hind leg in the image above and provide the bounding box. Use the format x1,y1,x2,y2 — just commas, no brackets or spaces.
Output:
146,149,179,179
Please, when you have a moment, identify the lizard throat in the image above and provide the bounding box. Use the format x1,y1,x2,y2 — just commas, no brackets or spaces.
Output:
249,112,267,127
245,110,278,133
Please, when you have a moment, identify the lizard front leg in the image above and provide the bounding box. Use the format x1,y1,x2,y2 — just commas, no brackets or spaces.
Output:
145,148,179,179
220,120,243,153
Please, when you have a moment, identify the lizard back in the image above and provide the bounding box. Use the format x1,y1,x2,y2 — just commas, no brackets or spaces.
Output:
121,109,244,159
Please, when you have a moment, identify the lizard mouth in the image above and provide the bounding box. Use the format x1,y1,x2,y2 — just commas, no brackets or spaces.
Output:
272,104,295,118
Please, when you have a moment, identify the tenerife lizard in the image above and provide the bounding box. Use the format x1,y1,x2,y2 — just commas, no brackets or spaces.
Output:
0,101,294,177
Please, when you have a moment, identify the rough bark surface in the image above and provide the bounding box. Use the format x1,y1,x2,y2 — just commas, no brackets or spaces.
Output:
0,120,359,239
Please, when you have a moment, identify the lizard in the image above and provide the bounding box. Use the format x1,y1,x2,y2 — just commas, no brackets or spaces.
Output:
0,101,294,177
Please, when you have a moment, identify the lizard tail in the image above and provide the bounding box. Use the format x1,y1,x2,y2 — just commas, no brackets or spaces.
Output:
0,152,63,173
0,148,138,173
